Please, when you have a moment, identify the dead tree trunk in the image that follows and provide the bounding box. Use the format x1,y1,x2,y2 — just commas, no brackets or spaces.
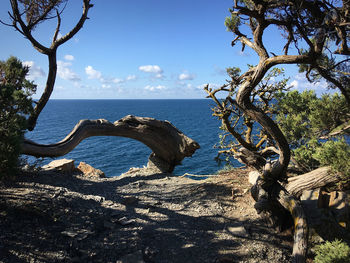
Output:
21,115,200,173
286,166,339,198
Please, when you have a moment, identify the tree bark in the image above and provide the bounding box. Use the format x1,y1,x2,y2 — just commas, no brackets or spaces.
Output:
286,166,339,198
27,51,57,131
21,115,200,173
278,190,308,263
9,0,92,131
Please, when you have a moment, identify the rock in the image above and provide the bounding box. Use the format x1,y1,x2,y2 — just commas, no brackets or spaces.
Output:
76,229,94,241
77,162,105,178
116,250,144,263
248,171,260,185
85,194,105,203
61,230,78,238
117,217,134,226
42,159,75,174
146,207,155,213
61,229,94,240
52,187,67,198
227,224,248,238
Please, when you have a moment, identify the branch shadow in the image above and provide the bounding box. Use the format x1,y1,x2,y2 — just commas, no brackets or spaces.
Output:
0,171,292,262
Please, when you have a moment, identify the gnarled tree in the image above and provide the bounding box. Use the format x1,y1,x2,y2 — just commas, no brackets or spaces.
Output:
1,0,200,173
2,0,92,131
206,1,350,262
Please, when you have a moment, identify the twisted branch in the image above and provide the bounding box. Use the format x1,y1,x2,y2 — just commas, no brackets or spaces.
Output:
21,115,200,172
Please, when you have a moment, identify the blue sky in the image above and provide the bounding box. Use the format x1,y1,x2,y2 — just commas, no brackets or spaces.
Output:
0,0,328,99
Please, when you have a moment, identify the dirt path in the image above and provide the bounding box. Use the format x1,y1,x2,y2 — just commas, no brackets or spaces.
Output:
0,168,292,263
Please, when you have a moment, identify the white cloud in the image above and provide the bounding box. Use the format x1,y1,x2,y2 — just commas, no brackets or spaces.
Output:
144,85,166,91
178,72,195,81
113,78,123,84
22,61,45,80
155,73,164,79
139,65,164,79
57,60,80,81
290,80,299,89
87,70,136,87
101,84,112,89
85,65,102,80
139,65,162,73
126,75,136,81
289,73,329,96
64,54,74,61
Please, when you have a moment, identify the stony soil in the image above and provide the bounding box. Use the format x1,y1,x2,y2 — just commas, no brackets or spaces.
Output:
0,168,294,263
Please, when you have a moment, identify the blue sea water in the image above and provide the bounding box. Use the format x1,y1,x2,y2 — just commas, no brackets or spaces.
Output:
25,99,231,177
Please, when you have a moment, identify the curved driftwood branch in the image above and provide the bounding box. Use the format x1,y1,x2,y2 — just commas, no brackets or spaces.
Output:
21,115,200,172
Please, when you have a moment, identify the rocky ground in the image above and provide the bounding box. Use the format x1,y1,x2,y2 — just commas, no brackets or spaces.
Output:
0,166,295,263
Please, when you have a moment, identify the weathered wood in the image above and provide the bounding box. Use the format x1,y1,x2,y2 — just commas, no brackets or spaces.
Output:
21,115,200,172
278,190,308,263
286,167,339,198
251,178,308,263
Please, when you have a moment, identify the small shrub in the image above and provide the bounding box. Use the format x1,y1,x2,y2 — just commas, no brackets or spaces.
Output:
314,239,350,263
217,164,236,174
313,139,350,189
0,56,36,178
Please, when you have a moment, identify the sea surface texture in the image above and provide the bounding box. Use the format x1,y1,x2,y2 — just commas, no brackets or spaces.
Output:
25,99,236,177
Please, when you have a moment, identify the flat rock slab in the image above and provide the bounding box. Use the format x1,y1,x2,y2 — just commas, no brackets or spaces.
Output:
41,159,75,173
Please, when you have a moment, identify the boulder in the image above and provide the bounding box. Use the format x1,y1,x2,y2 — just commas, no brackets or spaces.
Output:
41,159,75,174
77,162,105,178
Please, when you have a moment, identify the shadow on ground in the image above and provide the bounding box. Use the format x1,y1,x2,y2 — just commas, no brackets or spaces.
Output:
0,170,292,263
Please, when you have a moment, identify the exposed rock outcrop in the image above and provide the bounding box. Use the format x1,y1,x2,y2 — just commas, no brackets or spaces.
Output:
77,162,105,178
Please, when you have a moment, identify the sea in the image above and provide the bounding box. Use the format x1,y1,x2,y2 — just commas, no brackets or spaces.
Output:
24,99,235,177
